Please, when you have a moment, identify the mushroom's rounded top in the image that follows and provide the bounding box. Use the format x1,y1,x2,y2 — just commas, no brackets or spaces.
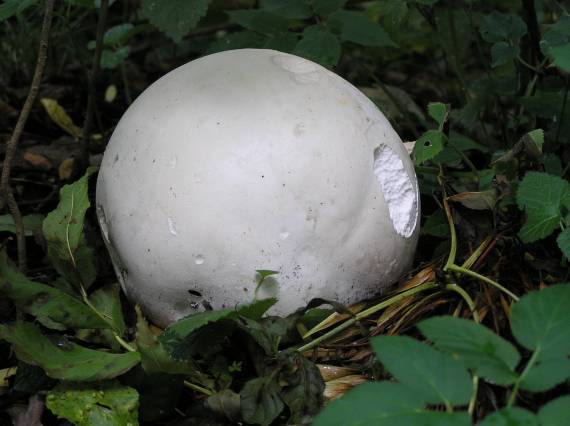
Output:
96,49,420,326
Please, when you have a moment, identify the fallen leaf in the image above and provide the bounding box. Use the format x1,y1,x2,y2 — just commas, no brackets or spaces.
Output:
58,158,75,180
23,151,52,170
40,98,82,139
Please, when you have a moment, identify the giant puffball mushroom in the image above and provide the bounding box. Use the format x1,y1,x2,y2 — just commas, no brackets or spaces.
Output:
96,49,420,327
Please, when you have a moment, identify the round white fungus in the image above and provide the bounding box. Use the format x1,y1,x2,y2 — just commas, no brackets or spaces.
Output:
96,49,420,327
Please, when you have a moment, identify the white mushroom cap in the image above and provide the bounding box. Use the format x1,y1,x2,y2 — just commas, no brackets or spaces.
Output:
96,49,420,327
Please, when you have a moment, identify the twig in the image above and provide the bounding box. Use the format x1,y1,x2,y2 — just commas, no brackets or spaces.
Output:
79,0,109,172
1,0,56,271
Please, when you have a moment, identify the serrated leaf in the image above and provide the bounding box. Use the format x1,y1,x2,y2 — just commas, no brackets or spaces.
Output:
557,228,570,259
313,382,470,426
422,210,449,237
427,102,448,128
293,25,341,68
480,12,527,43
313,0,347,18
539,396,570,426
227,10,290,35
520,357,570,392
327,10,395,47
510,284,570,359
540,15,570,73
418,316,520,385
516,172,570,242
140,0,210,43
0,0,37,21
491,41,519,67
414,130,446,165
43,167,98,289
40,98,82,139
46,381,139,426
479,407,538,426
0,321,140,381
260,0,311,20
241,375,284,426
0,213,44,236
0,249,108,330
263,32,298,52
90,283,125,333
371,335,472,406
237,297,277,320
207,30,265,54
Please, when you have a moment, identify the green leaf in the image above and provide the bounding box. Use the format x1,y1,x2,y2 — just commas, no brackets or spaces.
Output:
0,0,37,21
422,210,449,238
418,316,520,385
227,10,290,35
427,102,449,129
140,0,210,43
238,297,277,320
313,382,470,426
46,381,139,426
539,396,570,426
90,283,126,333
0,321,140,381
42,167,98,289
313,0,347,18
491,41,519,67
100,46,130,69
516,172,570,242
293,25,341,68
557,228,570,259
240,376,284,426
540,15,570,73
327,10,395,47
207,30,265,54
371,335,472,406
510,284,570,359
102,23,134,46
260,0,311,20
479,12,527,43
0,213,44,236
520,357,570,392
0,249,108,330
479,407,538,426
414,130,446,165
135,306,199,375
263,32,298,52
277,351,324,423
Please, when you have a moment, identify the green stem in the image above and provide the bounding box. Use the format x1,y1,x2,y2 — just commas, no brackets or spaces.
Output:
445,284,480,323
447,264,519,302
507,348,540,407
296,282,438,353
184,380,214,396
443,198,458,271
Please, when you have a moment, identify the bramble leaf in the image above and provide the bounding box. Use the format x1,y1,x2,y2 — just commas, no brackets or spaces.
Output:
313,0,347,18
227,10,290,35
327,10,395,47
479,407,538,426
520,357,570,392
427,102,448,129
260,0,311,20
414,130,446,165
240,376,284,426
540,15,570,72
294,25,341,68
556,228,570,259
539,396,570,426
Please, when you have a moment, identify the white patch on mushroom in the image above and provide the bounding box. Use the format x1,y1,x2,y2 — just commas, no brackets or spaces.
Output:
272,54,322,84
167,217,179,236
373,144,417,238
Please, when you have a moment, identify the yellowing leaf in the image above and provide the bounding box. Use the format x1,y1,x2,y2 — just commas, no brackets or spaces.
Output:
40,98,82,139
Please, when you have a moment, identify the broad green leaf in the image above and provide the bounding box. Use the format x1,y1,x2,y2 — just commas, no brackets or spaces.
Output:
371,335,472,406
260,0,311,19
377,0,408,26
0,321,140,381
0,0,37,21
293,25,341,68
313,382,470,426
491,41,519,67
240,376,284,426
102,23,134,46
516,172,570,242
313,0,347,18
207,31,265,54
90,283,126,333
227,10,290,35
100,46,130,69
42,167,98,288
418,316,520,385
46,381,139,426
540,15,570,72
135,306,199,375
327,10,395,47
414,130,446,165
140,0,210,43
510,284,570,359
427,102,448,129
479,12,527,43
556,228,570,259
237,297,277,320
479,407,538,426
263,32,298,52
0,250,108,330
413,0,441,5
520,357,570,392
539,396,570,426
256,269,279,279
435,8,472,71
0,213,44,236
422,210,449,238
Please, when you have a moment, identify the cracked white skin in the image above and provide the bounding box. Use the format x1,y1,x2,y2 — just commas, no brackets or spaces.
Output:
96,49,420,327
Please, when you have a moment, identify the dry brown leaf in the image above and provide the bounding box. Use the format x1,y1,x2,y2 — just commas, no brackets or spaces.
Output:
58,158,75,180
317,364,357,381
23,151,52,170
323,375,368,402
